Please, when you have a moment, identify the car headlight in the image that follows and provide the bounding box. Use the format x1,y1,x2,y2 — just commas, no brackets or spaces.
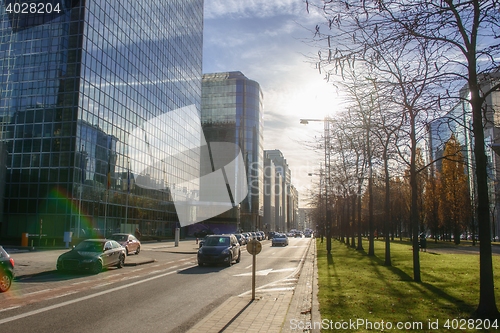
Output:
198,248,203,254
222,248,230,255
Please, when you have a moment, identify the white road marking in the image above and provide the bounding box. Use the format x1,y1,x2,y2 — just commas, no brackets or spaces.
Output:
0,306,21,313
258,287,295,292
46,291,78,300
23,289,52,296
234,267,295,277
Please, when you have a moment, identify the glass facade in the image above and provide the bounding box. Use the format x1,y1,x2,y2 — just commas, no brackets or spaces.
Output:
0,0,203,242
200,72,264,233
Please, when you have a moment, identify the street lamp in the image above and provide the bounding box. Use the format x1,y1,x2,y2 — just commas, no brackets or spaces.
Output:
301,117,333,254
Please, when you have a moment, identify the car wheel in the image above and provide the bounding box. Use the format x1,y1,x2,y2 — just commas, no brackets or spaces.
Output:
91,261,102,274
116,254,125,268
0,273,12,292
226,254,232,267
135,246,140,255
236,250,241,263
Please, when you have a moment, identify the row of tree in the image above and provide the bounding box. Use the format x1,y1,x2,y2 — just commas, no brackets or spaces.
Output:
304,0,500,319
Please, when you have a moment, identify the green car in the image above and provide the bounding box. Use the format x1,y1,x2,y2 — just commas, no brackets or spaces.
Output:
57,239,126,274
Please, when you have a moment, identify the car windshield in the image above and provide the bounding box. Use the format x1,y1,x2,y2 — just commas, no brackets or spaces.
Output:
75,241,104,252
111,235,127,242
205,237,230,246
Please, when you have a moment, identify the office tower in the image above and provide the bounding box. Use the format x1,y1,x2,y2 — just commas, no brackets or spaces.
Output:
200,72,264,233
0,0,203,242
265,149,291,232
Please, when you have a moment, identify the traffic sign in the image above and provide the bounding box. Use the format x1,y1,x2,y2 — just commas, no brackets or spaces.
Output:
247,239,262,255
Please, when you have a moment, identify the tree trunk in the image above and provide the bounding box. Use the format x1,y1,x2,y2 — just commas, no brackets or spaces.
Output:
470,80,499,318
384,151,391,266
410,110,421,282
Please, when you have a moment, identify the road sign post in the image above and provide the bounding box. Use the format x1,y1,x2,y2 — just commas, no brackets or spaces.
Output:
247,239,262,300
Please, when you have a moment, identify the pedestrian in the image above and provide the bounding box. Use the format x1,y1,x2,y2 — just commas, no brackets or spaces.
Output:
135,227,141,240
419,233,427,252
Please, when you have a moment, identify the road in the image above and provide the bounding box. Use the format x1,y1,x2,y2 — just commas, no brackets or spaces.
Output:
0,237,312,332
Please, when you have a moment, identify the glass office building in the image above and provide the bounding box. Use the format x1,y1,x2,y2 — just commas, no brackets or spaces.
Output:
199,72,264,234
0,0,203,242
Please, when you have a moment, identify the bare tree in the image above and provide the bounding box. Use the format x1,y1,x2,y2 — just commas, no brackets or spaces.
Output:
306,0,500,317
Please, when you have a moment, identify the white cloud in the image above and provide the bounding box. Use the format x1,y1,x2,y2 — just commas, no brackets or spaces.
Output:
204,0,306,19
203,0,342,206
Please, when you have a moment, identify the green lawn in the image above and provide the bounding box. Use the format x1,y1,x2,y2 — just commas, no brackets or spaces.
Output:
316,239,500,332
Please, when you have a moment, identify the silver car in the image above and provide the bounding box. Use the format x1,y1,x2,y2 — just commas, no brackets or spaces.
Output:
271,233,289,247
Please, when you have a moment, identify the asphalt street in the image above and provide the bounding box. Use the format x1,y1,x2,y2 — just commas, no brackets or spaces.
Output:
0,237,313,332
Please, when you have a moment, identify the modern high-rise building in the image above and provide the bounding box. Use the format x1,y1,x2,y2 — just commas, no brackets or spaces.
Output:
199,72,264,234
265,149,291,232
263,153,276,232
0,1,204,243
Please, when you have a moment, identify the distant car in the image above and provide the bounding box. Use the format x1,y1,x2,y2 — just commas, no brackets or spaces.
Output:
57,239,126,274
272,233,289,247
197,234,241,267
0,246,14,292
243,233,252,242
199,235,211,248
109,233,141,256
235,233,247,246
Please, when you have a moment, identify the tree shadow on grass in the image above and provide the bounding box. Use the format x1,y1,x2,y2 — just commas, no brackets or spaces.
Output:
357,244,475,316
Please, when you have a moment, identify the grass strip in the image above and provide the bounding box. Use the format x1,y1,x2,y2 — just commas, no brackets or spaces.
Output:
316,239,500,332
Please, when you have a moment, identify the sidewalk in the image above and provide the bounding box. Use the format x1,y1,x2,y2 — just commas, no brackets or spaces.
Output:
186,239,321,333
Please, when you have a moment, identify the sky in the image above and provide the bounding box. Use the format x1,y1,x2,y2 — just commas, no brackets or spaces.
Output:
203,0,346,207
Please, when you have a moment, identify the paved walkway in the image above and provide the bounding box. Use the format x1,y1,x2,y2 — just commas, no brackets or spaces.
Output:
186,239,320,333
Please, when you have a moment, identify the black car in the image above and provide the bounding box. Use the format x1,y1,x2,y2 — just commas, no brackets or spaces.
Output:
0,246,14,292
57,239,126,274
197,234,241,267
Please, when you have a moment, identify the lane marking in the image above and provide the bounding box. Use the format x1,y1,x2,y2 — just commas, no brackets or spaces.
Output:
238,239,311,297
234,267,295,277
23,289,52,296
258,287,295,292
46,291,78,300
0,306,20,313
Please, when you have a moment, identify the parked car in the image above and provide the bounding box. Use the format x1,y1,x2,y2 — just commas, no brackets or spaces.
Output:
57,239,126,274
197,234,241,267
272,233,289,247
235,233,247,246
243,232,252,242
199,235,211,248
109,233,141,255
0,246,14,292
257,231,266,240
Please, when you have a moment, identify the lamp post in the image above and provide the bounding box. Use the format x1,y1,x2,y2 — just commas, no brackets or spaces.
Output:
301,117,332,254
